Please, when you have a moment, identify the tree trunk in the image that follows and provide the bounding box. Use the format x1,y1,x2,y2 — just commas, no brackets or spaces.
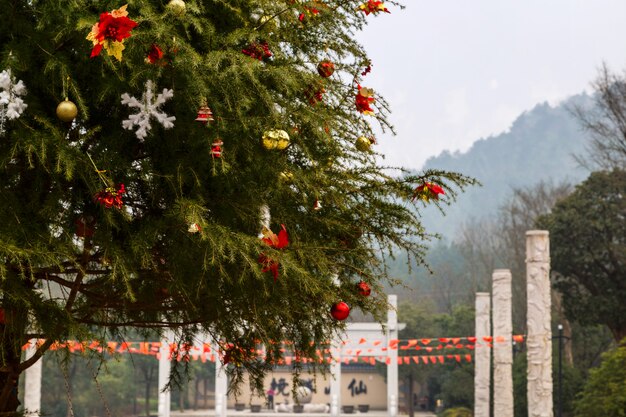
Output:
194,378,200,410
145,377,152,417
407,374,414,417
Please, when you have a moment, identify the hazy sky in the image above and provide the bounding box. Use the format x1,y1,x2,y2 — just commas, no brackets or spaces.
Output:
357,0,626,169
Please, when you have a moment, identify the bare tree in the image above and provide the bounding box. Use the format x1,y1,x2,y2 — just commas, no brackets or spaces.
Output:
573,63,626,169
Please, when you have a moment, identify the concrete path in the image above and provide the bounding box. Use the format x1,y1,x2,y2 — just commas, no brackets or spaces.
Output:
170,410,436,417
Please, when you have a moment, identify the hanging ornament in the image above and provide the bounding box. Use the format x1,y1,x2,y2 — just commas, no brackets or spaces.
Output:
242,42,273,61
355,136,374,152
211,139,223,158
146,44,168,66
262,129,290,150
355,85,375,115
305,83,325,105
166,0,186,15
86,4,138,61
358,1,390,15
94,183,126,209
357,281,371,297
279,171,294,183
188,223,201,233
0,69,27,136
331,301,350,321
258,224,289,281
412,182,445,202
74,215,96,238
299,5,320,23
56,99,78,123
121,80,176,140
195,105,214,124
317,60,335,78
313,199,322,211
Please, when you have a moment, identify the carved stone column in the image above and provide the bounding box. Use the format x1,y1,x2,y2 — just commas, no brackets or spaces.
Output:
474,292,491,417
493,269,513,416
526,230,553,417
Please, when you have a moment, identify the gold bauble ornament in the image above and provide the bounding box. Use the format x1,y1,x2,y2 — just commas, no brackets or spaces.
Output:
166,0,186,15
355,136,372,152
279,171,294,183
262,129,290,150
56,99,78,123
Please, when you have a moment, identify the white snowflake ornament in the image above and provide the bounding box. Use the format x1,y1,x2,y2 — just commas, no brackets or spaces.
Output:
0,69,28,136
121,80,176,140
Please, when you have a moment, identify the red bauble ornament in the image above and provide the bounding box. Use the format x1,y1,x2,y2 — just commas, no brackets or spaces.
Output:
357,281,371,297
331,301,350,321
196,105,214,123
317,60,335,78
74,215,96,238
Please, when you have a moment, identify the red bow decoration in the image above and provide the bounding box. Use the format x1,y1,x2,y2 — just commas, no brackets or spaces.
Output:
95,183,126,209
146,43,168,66
258,224,289,281
412,182,445,202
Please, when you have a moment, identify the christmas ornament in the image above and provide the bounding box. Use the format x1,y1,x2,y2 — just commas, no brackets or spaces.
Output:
94,183,126,209
242,42,272,60
56,99,78,123
188,223,201,233
412,182,445,202
305,83,325,105
317,60,335,78
166,0,186,15
361,63,372,77
299,6,320,23
258,224,289,281
355,136,374,152
262,129,290,150
86,4,138,61
195,105,214,123
0,69,27,136
279,171,294,183
211,139,223,158
358,0,390,15
331,301,350,321
355,85,375,115
313,199,322,211
357,281,371,297
121,80,176,140
75,215,96,238
146,44,167,65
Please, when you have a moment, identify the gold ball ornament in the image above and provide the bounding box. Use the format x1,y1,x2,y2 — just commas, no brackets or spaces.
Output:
279,171,294,183
56,99,78,123
166,0,186,15
355,136,372,152
262,129,290,151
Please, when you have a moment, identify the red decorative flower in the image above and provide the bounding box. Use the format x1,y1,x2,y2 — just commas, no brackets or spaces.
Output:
355,85,375,115
299,6,320,22
86,5,138,61
242,42,273,60
146,44,165,65
412,182,445,202
359,0,390,15
258,224,289,281
305,84,326,105
95,183,126,209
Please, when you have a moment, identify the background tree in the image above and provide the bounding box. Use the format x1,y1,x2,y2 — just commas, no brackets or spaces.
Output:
0,0,474,413
538,169,626,342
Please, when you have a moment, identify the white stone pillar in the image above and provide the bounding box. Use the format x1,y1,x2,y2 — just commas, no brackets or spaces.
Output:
330,337,341,417
23,340,42,416
158,330,173,417
492,269,514,417
526,230,553,417
387,294,398,417
215,342,228,417
474,292,491,417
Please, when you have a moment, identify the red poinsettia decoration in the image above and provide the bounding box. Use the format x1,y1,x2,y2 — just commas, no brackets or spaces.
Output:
355,85,375,115
242,42,273,60
94,183,126,209
299,6,320,22
358,0,390,15
412,182,445,202
258,224,289,281
86,5,138,61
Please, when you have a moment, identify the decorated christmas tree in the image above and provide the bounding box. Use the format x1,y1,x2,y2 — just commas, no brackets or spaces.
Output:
0,0,474,412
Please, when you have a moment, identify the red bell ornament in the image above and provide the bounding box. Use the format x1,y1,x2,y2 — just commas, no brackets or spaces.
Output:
331,301,350,321
211,139,223,158
357,281,371,297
